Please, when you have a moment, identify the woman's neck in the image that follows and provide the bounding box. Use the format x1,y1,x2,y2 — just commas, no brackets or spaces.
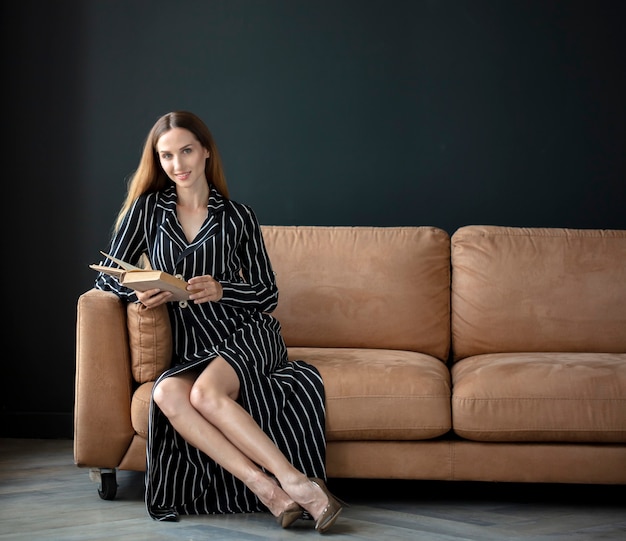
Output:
176,183,210,210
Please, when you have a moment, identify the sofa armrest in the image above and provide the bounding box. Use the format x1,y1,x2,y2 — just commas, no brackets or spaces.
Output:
74,289,135,468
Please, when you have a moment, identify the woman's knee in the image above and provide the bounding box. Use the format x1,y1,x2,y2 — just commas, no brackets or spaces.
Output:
188,380,223,418
190,357,240,414
153,376,191,416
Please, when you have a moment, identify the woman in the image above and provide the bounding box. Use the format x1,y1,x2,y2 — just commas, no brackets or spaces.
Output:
94,111,343,532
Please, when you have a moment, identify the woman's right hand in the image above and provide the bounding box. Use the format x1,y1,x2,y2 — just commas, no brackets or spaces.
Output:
136,288,173,308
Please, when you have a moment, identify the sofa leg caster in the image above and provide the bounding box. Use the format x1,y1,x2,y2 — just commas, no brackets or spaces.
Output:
89,468,118,500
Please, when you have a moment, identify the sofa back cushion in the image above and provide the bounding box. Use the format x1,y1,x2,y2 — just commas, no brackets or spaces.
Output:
261,226,451,361
127,302,172,383
451,225,626,361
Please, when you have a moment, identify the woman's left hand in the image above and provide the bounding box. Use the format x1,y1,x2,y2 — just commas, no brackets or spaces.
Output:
187,275,223,304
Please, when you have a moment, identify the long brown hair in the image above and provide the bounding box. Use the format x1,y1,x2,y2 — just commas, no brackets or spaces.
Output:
114,111,230,231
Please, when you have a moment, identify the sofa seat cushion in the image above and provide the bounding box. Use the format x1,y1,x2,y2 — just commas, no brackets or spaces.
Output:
131,382,154,438
452,352,626,443
288,347,451,441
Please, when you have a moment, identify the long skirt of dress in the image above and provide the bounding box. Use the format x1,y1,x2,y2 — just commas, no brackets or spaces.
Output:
145,319,327,521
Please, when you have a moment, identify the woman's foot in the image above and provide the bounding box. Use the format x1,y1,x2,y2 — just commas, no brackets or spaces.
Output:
249,472,303,528
281,476,345,533
276,501,304,529
309,478,344,533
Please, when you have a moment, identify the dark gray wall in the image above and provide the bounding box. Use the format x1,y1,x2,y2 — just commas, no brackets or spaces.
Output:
3,0,625,438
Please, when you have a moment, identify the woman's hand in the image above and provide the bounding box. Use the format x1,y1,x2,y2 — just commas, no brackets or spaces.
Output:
136,288,174,308
187,275,223,304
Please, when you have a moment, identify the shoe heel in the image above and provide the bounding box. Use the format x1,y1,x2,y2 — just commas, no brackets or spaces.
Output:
276,502,304,529
309,477,346,533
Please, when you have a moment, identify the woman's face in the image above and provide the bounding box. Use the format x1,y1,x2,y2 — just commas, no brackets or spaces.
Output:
156,127,210,189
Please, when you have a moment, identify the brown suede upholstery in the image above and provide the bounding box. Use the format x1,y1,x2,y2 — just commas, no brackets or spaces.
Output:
74,290,134,469
450,226,626,449
126,302,172,384
130,382,153,438
263,226,451,360
288,347,451,441
74,225,626,491
452,353,626,442
451,226,626,359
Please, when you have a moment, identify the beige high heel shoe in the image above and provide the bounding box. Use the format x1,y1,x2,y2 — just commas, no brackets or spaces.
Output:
276,502,304,528
309,477,345,533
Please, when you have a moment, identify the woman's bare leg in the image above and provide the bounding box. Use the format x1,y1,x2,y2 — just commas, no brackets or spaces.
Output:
153,369,292,516
153,358,330,520
190,357,329,519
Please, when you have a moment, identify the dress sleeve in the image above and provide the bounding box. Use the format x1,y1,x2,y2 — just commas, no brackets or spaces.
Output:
218,205,279,313
94,196,150,302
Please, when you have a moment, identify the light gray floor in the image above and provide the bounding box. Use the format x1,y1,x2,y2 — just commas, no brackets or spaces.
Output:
0,438,624,540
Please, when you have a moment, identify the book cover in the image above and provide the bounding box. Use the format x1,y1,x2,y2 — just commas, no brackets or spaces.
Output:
90,252,190,301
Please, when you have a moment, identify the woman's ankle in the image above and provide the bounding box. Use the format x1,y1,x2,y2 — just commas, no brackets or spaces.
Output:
247,471,294,517
281,477,328,521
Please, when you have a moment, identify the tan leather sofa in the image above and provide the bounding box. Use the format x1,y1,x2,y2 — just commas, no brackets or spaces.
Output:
74,225,626,499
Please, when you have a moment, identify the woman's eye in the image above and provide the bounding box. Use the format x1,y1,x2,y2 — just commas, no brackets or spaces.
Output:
161,153,172,160
183,148,192,154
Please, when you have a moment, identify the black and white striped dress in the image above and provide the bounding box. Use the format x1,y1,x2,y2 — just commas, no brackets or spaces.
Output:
95,185,326,521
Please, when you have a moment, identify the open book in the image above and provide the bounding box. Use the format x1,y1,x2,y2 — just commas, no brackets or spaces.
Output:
90,252,190,301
